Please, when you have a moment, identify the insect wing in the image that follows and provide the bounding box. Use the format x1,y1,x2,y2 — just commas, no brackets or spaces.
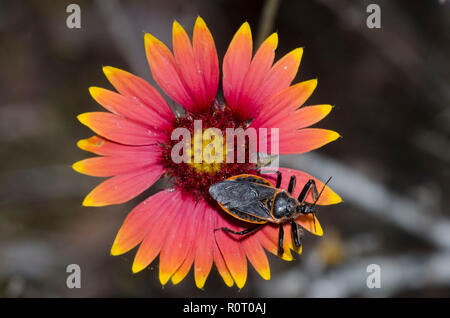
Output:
209,180,275,221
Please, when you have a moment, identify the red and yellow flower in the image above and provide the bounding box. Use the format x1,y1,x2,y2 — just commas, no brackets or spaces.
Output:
74,17,341,289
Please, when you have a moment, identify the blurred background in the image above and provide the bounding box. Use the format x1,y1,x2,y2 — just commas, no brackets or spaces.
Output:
0,0,449,297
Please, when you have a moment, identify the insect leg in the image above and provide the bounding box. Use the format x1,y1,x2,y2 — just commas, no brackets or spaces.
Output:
287,175,296,194
277,224,284,257
297,179,318,204
275,171,282,188
256,169,282,188
297,180,319,232
291,221,301,248
214,224,263,236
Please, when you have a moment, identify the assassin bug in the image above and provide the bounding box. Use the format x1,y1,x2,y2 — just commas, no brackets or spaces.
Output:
209,172,332,257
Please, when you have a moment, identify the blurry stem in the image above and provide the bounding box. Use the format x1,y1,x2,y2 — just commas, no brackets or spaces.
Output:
283,153,450,250
94,0,148,78
256,0,281,47
258,250,450,297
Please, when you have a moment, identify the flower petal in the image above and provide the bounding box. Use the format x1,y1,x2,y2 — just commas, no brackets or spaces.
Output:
77,112,161,146
296,214,323,236
223,22,252,114
132,190,183,273
214,213,248,289
73,152,159,177
82,166,164,207
254,104,333,146
277,128,340,154
251,79,318,127
111,190,172,256
242,235,270,280
257,223,293,261
193,16,219,109
213,240,235,287
234,33,278,119
77,136,158,156
172,21,209,111
145,33,196,111
262,104,332,133
102,66,174,124
159,194,198,285
193,201,215,289
89,86,169,129
171,245,195,285
250,48,303,112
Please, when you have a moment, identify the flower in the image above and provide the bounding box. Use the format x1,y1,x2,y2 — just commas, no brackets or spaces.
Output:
73,17,342,289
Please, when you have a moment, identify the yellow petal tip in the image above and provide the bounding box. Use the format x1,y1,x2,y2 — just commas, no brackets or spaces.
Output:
292,47,304,61
266,32,278,49
110,243,123,256
172,20,185,34
194,16,207,28
77,113,90,126
81,195,94,207
132,261,146,274
308,78,318,88
234,276,247,289
259,269,271,280
195,276,207,289
159,271,171,286
88,86,102,98
144,33,161,47
76,139,87,150
102,66,118,78
330,130,341,142
71,161,84,173
237,21,251,37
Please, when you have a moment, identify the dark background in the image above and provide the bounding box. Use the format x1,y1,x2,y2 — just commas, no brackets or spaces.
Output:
0,0,449,297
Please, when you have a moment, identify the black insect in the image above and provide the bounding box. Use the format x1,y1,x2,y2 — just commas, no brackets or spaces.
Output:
209,172,331,257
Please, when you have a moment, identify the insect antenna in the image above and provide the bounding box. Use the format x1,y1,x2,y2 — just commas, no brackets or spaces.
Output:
311,176,333,232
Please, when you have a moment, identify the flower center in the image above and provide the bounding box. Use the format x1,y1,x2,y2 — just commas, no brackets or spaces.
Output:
188,132,227,174
160,101,258,200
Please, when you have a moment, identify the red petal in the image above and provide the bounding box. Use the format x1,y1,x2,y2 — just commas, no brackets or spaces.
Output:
132,190,183,273
213,239,234,287
82,166,163,207
223,22,252,114
145,33,196,111
102,66,174,124
89,86,169,129
159,194,197,285
259,104,332,133
251,79,318,127
171,245,195,285
111,190,173,256
193,17,219,110
234,33,278,119
242,234,270,280
250,48,303,113
77,112,161,146
193,201,215,288
77,136,158,156
73,153,159,177
172,21,209,111
214,213,248,289
277,128,340,154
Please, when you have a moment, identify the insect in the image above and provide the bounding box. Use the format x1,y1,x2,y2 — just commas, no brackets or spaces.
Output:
209,172,331,257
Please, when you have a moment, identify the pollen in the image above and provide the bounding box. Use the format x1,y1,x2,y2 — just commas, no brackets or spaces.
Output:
189,131,228,174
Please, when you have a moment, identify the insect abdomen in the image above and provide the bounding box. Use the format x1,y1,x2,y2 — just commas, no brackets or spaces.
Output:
227,208,267,223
